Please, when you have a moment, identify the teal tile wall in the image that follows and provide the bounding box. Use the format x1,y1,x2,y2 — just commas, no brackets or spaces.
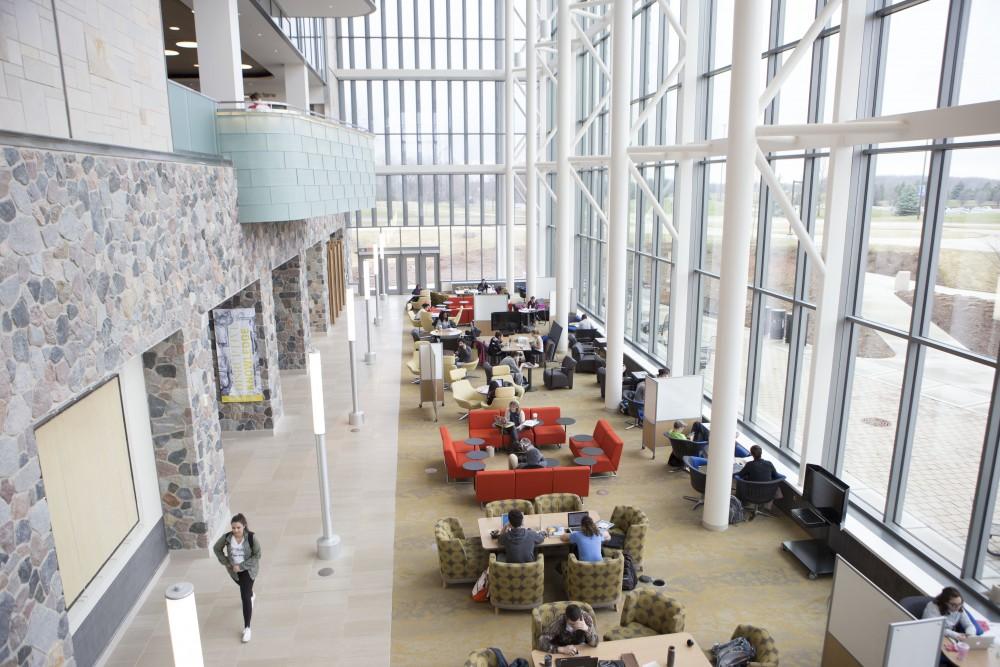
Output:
216,111,376,224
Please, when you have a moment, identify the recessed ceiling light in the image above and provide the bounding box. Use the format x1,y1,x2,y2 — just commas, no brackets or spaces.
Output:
168,25,180,31
176,41,198,48
164,49,179,56
241,63,252,70
257,33,262,37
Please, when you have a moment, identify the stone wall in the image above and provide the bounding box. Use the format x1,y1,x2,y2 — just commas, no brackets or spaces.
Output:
306,241,330,334
210,280,284,431
0,142,346,665
272,256,310,370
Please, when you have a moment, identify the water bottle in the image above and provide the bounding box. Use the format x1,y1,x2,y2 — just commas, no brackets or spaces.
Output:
667,646,675,667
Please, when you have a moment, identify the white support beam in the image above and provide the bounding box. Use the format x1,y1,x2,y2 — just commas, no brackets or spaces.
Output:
536,161,557,173
571,169,610,227
628,143,714,160
754,148,826,275
573,15,612,78
759,0,842,113
572,0,615,7
539,170,558,200
505,0,516,295
544,128,557,150
572,7,605,21
629,161,680,240
568,154,611,166
656,0,685,41
703,0,768,532
526,0,539,298
556,0,576,352
629,56,685,139
334,69,506,81
574,91,611,146
375,164,505,175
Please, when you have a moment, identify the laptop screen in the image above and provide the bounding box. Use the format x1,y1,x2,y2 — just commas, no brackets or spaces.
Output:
501,514,510,527
556,657,598,667
567,511,588,528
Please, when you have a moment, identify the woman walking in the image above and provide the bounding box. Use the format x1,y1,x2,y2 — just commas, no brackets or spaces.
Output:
213,513,261,643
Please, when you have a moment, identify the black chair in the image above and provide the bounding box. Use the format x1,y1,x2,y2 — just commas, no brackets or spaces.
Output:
667,437,707,472
571,343,605,374
543,356,577,390
543,339,557,366
484,362,495,382
596,367,606,399
624,398,644,430
682,456,707,510
734,477,783,520
899,596,932,619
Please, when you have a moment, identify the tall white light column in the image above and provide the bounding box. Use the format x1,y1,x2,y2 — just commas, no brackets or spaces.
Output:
525,0,538,300
378,232,387,300
555,0,575,352
603,0,633,412
504,0,516,296
165,583,204,667
702,0,767,531
308,350,341,560
362,262,376,364
345,289,365,425
371,246,383,326
193,0,244,102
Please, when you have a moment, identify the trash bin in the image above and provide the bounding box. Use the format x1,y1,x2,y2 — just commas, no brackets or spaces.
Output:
767,308,787,340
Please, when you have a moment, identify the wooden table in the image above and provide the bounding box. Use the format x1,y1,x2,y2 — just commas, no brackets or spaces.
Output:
943,639,991,666
478,511,599,551
529,632,712,666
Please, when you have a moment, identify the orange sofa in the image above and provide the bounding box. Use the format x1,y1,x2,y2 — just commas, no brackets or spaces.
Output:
468,407,567,449
569,419,623,474
441,426,476,482
474,466,590,503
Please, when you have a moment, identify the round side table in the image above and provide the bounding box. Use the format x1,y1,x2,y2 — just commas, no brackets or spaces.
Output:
573,456,596,471
462,461,486,472
555,417,576,443
581,447,603,457
465,437,486,449
466,450,489,460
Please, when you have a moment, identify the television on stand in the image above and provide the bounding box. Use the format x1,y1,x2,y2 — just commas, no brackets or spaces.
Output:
782,464,850,580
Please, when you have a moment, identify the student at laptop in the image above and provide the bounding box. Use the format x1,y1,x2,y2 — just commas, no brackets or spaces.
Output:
537,603,599,656
922,587,975,640
498,510,545,563
560,515,610,562
739,445,781,482
666,420,688,440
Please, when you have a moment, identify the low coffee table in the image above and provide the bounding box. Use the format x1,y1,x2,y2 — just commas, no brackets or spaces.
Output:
555,417,576,441
462,461,486,472
466,450,489,460
465,437,486,449
581,447,603,457
544,458,560,468
574,456,597,471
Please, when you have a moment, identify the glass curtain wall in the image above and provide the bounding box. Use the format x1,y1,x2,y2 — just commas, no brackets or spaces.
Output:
573,0,680,363
830,0,1000,586
336,0,523,284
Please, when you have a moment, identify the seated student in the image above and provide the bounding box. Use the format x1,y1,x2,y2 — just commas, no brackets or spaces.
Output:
527,330,545,365
502,400,529,445
575,313,595,330
922,587,975,640
477,278,489,293
524,295,538,309
560,515,610,562
411,284,422,296
498,509,545,563
666,420,688,440
500,353,527,386
487,332,504,363
508,444,545,470
485,379,505,407
435,311,453,330
690,419,710,442
739,445,781,482
537,603,599,656
624,367,671,403
455,340,475,364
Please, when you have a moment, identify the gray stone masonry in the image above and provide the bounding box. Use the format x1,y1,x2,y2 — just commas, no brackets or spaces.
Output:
0,143,347,665
306,241,330,334
272,255,310,370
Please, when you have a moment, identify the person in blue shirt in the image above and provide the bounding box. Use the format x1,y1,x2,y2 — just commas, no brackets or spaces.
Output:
561,515,610,562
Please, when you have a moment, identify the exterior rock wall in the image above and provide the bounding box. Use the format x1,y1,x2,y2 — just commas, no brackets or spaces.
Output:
272,256,310,369
0,143,346,665
306,241,330,334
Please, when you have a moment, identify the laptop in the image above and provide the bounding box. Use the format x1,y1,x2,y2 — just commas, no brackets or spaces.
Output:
966,635,996,650
501,514,510,528
556,657,598,667
567,511,588,529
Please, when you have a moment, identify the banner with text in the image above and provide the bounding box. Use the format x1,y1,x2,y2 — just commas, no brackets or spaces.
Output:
213,308,264,403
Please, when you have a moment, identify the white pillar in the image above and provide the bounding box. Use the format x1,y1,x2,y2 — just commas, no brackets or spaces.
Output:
285,63,310,111
324,19,341,120
555,0,575,352
669,0,700,376
702,0,767,531
603,0,633,412
193,0,244,102
525,0,538,300
799,0,866,482
504,0,517,295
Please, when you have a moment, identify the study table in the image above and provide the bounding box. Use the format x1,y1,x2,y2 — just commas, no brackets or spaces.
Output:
478,511,600,551
529,632,712,666
943,640,991,666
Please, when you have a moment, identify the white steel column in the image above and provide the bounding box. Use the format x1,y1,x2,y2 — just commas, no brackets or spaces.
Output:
555,0,575,352
285,63,310,111
799,0,866,482
525,0,539,299
193,0,244,102
603,0,633,412
669,0,699,376
702,0,767,531
504,0,517,295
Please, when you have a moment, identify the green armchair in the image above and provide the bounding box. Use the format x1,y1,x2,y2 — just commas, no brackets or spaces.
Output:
531,601,597,650
435,517,489,587
484,499,537,518
564,552,624,610
602,588,685,641
534,493,583,514
463,649,500,667
732,624,779,667
488,553,545,614
602,505,649,571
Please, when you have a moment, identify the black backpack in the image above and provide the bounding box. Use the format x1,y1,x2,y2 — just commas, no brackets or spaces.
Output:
621,552,637,591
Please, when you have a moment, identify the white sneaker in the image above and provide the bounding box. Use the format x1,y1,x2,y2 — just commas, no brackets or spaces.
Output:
242,627,251,643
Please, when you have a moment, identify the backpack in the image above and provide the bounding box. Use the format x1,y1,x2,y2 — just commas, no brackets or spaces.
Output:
712,636,755,667
621,552,637,591
728,496,746,524
488,648,508,667
472,569,490,602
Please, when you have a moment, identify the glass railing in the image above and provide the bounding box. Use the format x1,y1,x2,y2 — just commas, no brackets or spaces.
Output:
215,100,372,134
254,0,327,77
166,81,219,155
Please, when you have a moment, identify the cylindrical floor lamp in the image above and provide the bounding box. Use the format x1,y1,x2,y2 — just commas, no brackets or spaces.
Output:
165,582,204,667
308,350,341,560
362,262,376,364
345,289,365,425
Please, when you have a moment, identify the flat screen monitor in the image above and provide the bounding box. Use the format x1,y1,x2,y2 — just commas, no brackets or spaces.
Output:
491,311,517,333
803,464,850,527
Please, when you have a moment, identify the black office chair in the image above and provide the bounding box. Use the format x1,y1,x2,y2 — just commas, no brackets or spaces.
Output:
667,437,707,472
682,456,707,510
544,339,557,366
571,343,604,374
899,595,933,619
596,367,606,399
543,355,577,390
624,398,644,430
734,477,783,520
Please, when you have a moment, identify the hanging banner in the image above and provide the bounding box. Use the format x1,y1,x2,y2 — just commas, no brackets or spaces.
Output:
213,308,264,403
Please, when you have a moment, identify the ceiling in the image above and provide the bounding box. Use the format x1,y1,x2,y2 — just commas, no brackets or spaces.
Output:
161,0,268,80
279,0,375,17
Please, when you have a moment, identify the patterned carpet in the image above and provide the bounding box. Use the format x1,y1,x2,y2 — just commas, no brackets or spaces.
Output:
389,330,831,666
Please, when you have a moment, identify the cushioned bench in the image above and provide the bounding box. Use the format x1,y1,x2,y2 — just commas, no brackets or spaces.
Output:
475,466,590,503
569,418,623,475
468,407,567,449
440,426,476,482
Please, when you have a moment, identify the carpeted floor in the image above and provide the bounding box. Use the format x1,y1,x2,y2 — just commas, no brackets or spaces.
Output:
389,328,831,666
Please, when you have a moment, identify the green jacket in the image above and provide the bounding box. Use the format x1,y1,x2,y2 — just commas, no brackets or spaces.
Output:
213,531,262,582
